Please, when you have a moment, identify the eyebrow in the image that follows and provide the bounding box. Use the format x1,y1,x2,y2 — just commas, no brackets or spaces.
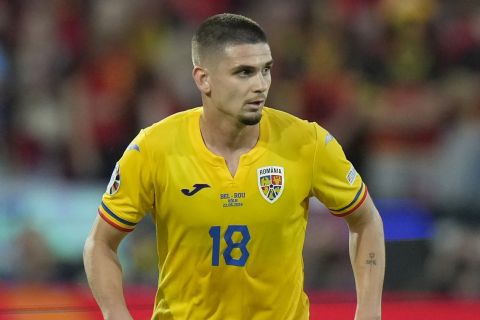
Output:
231,60,274,72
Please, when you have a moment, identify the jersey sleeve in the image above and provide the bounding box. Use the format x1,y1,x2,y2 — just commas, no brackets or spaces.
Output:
98,129,154,232
311,124,368,217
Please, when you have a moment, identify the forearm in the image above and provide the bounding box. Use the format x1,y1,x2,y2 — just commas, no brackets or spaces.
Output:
83,237,132,320
349,209,385,320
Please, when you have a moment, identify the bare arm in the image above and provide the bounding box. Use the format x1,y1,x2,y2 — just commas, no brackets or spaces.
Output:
344,194,385,320
83,216,133,320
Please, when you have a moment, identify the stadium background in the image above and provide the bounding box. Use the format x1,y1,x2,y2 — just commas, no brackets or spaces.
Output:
0,0,479,318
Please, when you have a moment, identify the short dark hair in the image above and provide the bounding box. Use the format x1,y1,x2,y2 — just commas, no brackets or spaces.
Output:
192,13,268,66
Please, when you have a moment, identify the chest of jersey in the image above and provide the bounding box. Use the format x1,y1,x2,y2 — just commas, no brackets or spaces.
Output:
150,145,312,271
155,150,311,228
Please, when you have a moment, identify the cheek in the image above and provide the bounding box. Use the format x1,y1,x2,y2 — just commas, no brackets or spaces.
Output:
265,75,272,88
211,78,249,104
223,83,247,100
211,83,242,106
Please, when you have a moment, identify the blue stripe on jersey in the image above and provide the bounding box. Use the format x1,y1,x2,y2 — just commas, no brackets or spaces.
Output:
330,183,364,212
101,202,137,226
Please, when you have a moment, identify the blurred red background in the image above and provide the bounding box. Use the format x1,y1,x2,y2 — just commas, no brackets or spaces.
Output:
0,285,479,319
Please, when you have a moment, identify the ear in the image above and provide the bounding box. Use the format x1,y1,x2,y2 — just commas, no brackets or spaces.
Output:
192,66,211,94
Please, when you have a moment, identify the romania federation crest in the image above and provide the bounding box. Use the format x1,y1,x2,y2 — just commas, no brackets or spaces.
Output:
257,166,284,203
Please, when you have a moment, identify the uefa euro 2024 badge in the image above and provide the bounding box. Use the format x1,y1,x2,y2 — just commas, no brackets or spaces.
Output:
107,163,121,195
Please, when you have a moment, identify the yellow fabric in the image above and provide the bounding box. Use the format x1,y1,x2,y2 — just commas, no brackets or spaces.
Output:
100,107,365,319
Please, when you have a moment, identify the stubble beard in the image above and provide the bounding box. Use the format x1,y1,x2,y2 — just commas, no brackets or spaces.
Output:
239,112,262,125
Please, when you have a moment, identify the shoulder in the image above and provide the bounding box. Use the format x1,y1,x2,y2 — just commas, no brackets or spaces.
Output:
263,107,326,143
143,107,201,138
129,107,200,157
263,107,306,125
138,107,200,147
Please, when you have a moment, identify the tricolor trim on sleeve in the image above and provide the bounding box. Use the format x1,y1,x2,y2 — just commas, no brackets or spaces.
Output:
98,202,137,232
329,183,368,217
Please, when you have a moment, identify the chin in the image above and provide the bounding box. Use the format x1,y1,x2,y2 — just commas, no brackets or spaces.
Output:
240,114,262,126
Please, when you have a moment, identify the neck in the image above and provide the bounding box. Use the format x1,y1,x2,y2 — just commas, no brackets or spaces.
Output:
199,110,259,156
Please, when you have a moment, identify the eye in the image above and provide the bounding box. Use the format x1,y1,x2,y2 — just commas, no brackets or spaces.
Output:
236,68,254,77
262,66,271,75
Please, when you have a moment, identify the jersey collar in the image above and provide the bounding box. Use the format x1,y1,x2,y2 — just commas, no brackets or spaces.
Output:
190,107,269,167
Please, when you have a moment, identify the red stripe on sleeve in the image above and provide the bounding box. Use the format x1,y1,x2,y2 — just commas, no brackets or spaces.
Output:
334,186,369,217
98,210,134,232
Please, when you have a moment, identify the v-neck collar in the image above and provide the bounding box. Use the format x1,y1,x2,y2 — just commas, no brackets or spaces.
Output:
189,107,269,179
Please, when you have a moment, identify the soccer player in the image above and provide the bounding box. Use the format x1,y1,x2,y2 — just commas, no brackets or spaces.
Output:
83,13,385,320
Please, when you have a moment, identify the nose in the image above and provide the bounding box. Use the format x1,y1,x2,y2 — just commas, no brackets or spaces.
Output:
253,72,270,93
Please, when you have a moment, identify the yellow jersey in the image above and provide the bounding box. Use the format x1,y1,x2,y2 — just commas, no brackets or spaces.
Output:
99,107,367,319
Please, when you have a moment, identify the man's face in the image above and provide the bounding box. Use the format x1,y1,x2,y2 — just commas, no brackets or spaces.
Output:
205,43,273,125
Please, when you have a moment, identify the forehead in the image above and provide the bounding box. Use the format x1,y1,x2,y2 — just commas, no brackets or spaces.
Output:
216,43,272,68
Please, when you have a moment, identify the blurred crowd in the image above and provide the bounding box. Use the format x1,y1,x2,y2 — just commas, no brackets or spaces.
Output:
1,0,480,297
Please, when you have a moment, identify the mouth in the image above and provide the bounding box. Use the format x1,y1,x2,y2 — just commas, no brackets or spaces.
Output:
245,99,265,108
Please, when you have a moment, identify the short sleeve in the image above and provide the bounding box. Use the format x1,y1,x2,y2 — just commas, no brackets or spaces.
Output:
311,124,368,217
98,130,154,232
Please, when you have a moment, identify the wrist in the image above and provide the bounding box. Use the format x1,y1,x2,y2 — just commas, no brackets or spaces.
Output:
355,308,381,320
103,309,133,320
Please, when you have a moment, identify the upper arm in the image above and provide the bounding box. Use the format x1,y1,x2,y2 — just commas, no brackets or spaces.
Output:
344,193,383,232
86,215,130,251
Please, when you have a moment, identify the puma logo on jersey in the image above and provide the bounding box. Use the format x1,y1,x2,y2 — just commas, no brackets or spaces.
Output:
181,184,211,196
